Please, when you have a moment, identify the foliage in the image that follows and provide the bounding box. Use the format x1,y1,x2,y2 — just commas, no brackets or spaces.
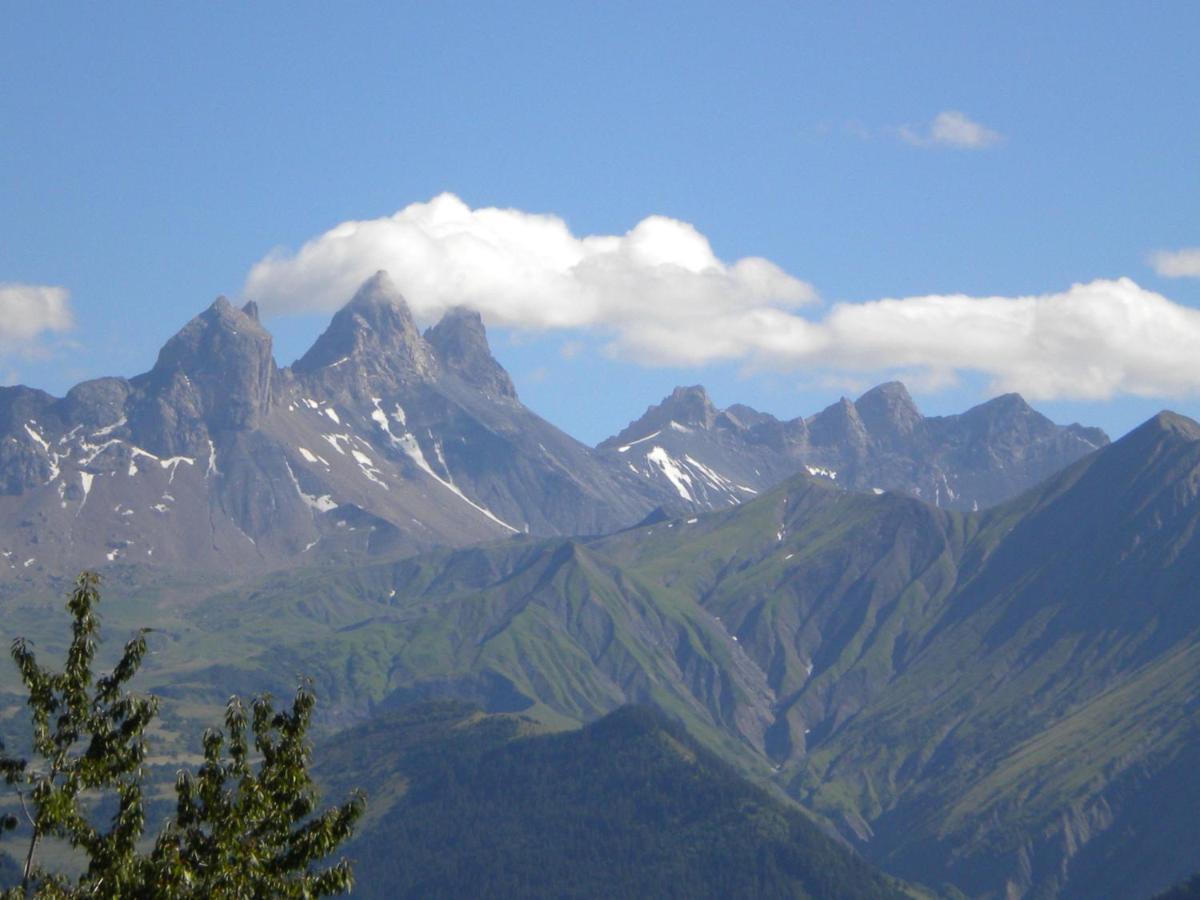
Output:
148,688,364,897
0,571,157,896
319,702,909,900
0,572,362,898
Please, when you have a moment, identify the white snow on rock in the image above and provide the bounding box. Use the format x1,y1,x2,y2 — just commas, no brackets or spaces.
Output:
91,417,126,438
159,456,195,483
616,430,661,453
646,446,694,502
283,461,338,513
79,472,94,508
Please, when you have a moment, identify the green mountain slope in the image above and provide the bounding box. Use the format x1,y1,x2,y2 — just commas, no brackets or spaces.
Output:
314,702,913,899
4,411,1197,897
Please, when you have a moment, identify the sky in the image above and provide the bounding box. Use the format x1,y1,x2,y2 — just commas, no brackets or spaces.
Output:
2,2,1198,444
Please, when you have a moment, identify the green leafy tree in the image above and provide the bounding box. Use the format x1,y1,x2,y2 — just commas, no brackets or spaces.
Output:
0,571,156,896
0,572,363,898
148,688,364,897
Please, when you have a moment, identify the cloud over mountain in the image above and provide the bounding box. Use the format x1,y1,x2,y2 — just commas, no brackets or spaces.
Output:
245,196,1200,401
244,192,816,345
0,282,74,348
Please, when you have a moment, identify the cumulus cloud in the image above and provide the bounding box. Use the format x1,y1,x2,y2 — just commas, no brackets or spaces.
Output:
245,192,815,334
900,110,1002,149
1149,247,1200,278
805,279,1200,401
245,195,1200,401
0,283,74,349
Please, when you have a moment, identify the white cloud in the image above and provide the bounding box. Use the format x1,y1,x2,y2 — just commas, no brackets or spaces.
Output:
900,110,1002,149
245,191,815,349
804,279,1200,401
245,196,1200,401
0,283,74,349
1149,247,1200,278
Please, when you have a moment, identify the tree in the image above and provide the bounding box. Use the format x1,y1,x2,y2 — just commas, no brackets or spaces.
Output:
0,572,363,898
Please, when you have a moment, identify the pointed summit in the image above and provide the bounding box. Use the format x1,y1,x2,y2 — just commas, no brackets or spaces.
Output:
807,396,868,450
855,382,922,441
293,271,436,381
602,385,719,448
660,386,718,428
137,296,276,437
425,307,516,399
1138,410,1200,441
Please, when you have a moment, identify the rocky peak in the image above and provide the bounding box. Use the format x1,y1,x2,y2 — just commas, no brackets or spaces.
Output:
956,393,1046,440
807,396,869,450
601,385,719,448
660,385,719,429
855,381,922,441
293,271,436,383
138,296,276,435
425,307,516,400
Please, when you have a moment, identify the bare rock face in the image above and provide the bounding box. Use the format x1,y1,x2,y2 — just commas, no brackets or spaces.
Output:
599,380,1108,514
0,272,657,580
0,266,1110,583
294,271,437,389
129,297,276,455
425,307,516,400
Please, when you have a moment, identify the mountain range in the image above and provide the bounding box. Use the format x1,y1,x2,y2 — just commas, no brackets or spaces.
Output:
43,404,1187,898
0,271,1103,582
3,270,1194,897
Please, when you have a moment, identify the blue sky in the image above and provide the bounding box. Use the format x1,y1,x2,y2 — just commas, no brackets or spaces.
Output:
2,2,1198,443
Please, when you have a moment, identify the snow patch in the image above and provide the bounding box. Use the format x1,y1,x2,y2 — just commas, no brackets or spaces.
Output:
646,446,694,502
159,456,195,483
350,449,388,489
616,430,661,453
23,423,50,453
323,407,341,424
805,465,838,480
91,417,126,438
283,461,338,513
321,434,350,455
79,472,94,508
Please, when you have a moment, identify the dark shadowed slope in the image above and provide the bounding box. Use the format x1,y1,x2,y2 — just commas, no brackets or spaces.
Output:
178,409,1200,898
315,702,913,900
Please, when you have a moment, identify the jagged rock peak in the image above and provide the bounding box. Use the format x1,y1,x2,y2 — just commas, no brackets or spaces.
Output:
661,385,719,427
241,299,261,321
601,385,719,448
138,295,276,437
425,307,516,399
293,270,436,379
855,381,922,438
807,396,868,448
966,392,1036,417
